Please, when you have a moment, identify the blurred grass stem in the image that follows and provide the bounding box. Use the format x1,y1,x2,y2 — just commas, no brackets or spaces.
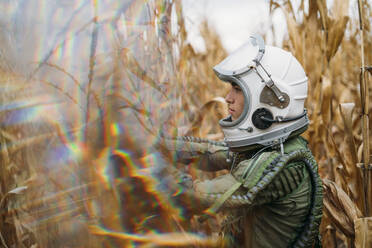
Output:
84,0,100,142
0,192,10,248
0,231,9,248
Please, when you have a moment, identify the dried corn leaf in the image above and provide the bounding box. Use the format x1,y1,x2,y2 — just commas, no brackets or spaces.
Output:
326,16,349,62
326,0,350,61
322,179,362,238
323,225,337,248
328,127,347,168
90,225,224,247
339,103,364,211
280,4,304,63
316,0,328,31
321,76,332,125
354,217,372,248
335,165,349,193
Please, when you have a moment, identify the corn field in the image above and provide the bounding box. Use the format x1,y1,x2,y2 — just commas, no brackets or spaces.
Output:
0,0,371,247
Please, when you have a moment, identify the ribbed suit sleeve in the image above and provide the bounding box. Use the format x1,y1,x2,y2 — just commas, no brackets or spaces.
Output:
160,138,231,171
179,161,308,211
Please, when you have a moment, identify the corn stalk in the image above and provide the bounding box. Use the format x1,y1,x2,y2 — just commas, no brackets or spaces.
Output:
357,0,371,217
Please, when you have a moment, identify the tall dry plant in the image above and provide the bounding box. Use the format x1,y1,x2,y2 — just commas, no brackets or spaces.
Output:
269,0,372,246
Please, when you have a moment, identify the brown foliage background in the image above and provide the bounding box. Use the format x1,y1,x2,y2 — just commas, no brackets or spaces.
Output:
0,0,370,247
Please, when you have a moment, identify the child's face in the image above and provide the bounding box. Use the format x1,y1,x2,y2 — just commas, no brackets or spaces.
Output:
225,83,244,121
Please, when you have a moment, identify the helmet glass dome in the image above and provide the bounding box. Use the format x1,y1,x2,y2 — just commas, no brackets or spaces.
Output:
214,35,309,149
216,35,265,129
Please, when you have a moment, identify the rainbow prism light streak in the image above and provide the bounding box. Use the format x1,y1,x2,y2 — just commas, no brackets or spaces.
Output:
0,0,211,246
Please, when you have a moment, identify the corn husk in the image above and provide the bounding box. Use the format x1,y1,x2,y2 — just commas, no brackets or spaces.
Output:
354,217,372,248
322,179,362,238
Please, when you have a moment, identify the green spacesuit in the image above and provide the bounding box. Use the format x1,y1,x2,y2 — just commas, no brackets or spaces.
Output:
163,133,322,247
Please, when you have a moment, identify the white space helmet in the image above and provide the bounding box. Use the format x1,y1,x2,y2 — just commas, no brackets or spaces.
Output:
214,35,309,149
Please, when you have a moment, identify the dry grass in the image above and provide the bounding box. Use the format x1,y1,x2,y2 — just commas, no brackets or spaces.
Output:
0,0,371,247
272,1,371,246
